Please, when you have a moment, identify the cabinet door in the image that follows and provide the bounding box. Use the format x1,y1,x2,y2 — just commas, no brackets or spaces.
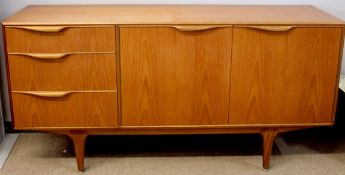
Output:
230,27,343,125
120,26,232,126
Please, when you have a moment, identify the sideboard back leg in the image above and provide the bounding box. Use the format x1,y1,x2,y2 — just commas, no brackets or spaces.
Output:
260,128,278,169
69,133,88,171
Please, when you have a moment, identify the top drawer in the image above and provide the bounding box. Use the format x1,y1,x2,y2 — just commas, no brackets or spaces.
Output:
5,26,115,53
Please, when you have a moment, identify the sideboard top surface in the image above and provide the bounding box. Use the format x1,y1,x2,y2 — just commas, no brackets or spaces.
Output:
2,5,344,25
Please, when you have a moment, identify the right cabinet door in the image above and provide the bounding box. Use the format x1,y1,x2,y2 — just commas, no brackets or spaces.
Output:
230,26,343,125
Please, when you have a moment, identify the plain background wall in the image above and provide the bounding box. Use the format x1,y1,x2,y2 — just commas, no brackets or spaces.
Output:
0,0,345,121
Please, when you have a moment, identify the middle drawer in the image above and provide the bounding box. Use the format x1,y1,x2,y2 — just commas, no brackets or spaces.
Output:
8,53,117,91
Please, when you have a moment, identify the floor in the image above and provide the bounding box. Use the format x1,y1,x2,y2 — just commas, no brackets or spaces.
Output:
0,134,18,168
0,89,344,175
0,126,345,175
340,74,345,91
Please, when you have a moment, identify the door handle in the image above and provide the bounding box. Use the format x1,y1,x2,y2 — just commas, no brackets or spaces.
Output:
172,25,229,32
241,26,295,32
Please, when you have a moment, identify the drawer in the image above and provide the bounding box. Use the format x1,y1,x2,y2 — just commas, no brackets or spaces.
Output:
5,26,115,53
12,91,118,128
8,53,117,91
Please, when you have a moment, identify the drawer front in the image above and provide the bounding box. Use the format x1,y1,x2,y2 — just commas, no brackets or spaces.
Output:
8,53,117,91
229,26,343,124
5,26,115,53
12,92,118,128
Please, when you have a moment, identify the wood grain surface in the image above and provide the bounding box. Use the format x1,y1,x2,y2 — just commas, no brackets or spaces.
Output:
12,92,118,128
5,26,115,53
229,27,343,124
120,26,232,126
2,5,344,25
8,53,117,91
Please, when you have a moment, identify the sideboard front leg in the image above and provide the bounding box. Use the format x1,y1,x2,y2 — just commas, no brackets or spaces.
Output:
260,128,278,169
69,132,88,171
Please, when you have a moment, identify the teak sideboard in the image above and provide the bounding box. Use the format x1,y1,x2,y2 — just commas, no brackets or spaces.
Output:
2,5,345,171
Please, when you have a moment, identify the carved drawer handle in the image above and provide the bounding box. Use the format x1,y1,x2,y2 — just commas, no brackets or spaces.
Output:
11,53,70,60
12,91,73,98
12,26,67,32
172,25,229,32
242,26,295,32
12,90,117,98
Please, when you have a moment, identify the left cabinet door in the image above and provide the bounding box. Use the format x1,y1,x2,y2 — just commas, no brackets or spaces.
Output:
120,26,232,126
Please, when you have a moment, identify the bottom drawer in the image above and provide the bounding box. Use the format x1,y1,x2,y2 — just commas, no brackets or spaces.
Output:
11,91,118,128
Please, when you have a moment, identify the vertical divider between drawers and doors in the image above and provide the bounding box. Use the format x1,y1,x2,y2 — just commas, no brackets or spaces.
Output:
228,25,234,125
115,25,123,127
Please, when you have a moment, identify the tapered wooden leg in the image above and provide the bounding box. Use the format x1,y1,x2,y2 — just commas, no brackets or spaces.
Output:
261,129,278,169
69,133,88,171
